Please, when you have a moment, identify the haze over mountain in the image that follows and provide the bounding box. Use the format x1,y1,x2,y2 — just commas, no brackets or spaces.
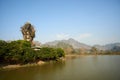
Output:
42,38,120,51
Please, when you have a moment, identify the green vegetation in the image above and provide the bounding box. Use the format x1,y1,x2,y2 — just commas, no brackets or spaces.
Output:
43,42,74,54
0,40,65,65
37,47,65,61
90,47,98,55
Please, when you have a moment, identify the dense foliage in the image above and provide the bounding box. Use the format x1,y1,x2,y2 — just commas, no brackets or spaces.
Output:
37,47,65,61
43,42,74,54
0,40,65,64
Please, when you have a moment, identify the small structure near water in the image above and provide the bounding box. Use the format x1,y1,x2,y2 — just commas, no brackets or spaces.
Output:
31,46,41,50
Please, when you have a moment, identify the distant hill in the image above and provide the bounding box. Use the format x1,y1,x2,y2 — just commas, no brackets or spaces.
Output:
42,38,91,49
33,41,41,46
42,38,120,51
93,45,105,50
104,43,120,50
111,46,120,52
94,43,120,51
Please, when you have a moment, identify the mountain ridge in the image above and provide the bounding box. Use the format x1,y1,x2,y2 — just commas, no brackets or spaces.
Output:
41,38,120,51
42,38,91,49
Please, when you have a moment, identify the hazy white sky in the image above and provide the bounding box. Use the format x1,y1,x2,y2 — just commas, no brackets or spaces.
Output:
0,0,120,45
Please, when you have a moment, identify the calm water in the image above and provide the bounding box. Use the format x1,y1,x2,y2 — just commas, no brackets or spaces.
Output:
0,55,120,80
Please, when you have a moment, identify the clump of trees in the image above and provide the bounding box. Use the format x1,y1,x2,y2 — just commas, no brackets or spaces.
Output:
37,48,64,61
43,42,74,54
0,40,65,64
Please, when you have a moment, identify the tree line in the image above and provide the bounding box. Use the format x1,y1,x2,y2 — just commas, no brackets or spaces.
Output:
0,40,65,64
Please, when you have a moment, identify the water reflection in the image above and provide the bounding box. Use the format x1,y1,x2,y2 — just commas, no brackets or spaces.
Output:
0,61,66,80
0,55,120,80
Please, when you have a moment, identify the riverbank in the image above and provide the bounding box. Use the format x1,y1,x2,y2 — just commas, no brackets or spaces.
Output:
0,60,45,70
0,55,89,70
0,57,66,70
1,54,119,70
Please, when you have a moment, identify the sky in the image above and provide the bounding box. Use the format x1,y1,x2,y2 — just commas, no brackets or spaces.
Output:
0,0,120,45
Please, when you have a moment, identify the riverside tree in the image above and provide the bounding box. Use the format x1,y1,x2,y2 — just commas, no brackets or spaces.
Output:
0,40,65,64
90,47,98,55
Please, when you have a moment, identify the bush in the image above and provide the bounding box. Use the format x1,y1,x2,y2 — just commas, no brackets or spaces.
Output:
0,40,65,64
37,47,65,61
0,40,8,61
0,40,35,64
37,47,58,60
22,47,37,63
56,48,65,57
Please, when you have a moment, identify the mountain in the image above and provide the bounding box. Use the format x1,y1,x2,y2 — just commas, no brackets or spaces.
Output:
104,43,120,50
42,38,120,51
42,38,91,49
111,46,120,52
94,43,120,51
63,38,91,49
93,45,105,50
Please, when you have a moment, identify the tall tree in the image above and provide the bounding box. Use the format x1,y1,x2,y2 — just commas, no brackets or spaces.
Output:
21,22,35,44
91,47,98,55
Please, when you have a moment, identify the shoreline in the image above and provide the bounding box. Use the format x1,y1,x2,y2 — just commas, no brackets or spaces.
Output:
0,58,65,70
0,60,46,70
1,54,120,70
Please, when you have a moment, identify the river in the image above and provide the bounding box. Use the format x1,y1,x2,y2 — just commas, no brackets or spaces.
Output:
0,55,120,80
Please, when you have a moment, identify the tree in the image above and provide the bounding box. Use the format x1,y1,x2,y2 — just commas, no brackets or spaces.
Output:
37,47,57,60
36,47,65,61
0,40,8,61
21,22,35,45
56,48,65,57
0,40,65,64
4,40,32,63
22,47,37,63
91,47,98,55
0,40,36,64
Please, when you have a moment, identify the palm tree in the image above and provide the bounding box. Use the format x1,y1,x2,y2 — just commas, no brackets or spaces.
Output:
21,22,35,44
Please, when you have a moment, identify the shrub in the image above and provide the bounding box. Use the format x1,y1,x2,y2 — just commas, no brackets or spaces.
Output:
0,40,65,64
37,47,65,61
56,48,65,57
22,47,37,63
0,40,8,61
37,47,58,60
